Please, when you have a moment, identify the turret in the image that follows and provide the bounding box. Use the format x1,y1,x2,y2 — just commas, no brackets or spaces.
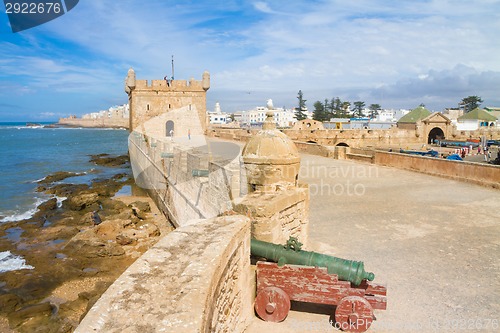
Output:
125,68,136,94
202,71,210,91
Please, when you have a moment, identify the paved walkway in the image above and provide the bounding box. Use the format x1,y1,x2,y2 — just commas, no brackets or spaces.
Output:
248,154,499,332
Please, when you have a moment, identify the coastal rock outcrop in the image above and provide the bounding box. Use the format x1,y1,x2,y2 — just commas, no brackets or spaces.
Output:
38,171,83,185
89,154,129,167
0,153,172,332
64,192,99,211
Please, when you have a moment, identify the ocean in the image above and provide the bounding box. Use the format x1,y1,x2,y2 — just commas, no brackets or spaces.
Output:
0,122,130,272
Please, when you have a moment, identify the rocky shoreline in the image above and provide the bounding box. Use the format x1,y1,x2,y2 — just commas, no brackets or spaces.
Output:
0,154,172,332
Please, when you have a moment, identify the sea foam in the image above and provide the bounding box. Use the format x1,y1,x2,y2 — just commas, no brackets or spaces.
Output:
0,197,45,223
0,194,67,223
0,251,34,273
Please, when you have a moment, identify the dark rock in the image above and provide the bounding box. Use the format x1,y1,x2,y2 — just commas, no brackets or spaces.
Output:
44,183,89,197
36,198,58,213
8,302,53,326
63,192,99,211
129,201,151,220
116,234,134,246
91,211,102,225
38,171,83,185
0,293,21,314
89,154,129,167
36,185,47,192
111,173,130,180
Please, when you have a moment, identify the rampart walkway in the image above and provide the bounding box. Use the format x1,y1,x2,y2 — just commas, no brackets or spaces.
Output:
248,154,500,332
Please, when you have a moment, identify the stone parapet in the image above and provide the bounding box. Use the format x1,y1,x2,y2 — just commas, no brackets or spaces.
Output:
75,215,253,333
234,186,309,246
373,150,500,189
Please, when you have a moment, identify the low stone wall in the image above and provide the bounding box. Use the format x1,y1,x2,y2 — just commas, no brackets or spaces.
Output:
374,151,500,188
294,141,334,157
75,215,253,333
58,117,129,128
303,144,499,189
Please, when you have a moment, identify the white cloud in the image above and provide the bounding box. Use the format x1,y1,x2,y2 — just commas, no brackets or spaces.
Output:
253,2,274,14
2,0,500,117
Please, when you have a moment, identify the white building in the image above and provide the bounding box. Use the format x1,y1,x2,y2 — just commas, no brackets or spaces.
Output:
376,110,396,122
374,109,410,122
239,99,297,127
456,108,497,130
81,104,129,120
208,102,228,124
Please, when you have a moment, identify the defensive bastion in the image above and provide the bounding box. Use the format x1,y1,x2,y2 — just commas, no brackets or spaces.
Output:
76,71,310,332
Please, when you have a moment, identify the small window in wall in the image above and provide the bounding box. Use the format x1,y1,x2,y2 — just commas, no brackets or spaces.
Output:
147,104,150,111
168,104,171,109
189,104,192,110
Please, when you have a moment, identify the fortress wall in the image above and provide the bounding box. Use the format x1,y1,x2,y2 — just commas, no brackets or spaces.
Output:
130,89,207,133
58,117,128,128
76,215,253,333
208,127,424,147
128,130,240,227
373,151,500,189
294,141,334,157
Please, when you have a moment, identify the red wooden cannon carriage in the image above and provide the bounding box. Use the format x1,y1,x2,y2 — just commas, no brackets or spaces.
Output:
254,261,387,332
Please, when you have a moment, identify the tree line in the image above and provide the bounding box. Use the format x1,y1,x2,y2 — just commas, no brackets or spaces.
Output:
294,91,484,122
294,90,381,122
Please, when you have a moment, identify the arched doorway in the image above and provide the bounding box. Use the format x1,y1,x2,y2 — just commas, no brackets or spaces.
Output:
166,120,174,137
336,142,349,147
428,127,444,144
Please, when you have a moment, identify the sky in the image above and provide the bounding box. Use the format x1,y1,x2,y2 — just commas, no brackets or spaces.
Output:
0,0,499,121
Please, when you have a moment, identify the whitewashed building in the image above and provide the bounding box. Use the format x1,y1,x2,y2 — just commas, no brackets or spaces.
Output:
208,102,228,124
239,99,298,127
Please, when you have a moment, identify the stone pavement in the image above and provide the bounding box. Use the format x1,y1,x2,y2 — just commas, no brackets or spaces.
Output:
246,153,500,333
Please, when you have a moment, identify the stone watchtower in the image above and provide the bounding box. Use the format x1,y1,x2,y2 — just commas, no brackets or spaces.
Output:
236,112,309,246
125,68,210,132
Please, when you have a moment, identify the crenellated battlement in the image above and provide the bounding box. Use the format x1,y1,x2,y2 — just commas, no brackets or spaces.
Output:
134,78,205,91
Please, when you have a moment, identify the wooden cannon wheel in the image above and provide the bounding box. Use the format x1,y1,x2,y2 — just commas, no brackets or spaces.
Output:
254,287,291,322
334,296,374,332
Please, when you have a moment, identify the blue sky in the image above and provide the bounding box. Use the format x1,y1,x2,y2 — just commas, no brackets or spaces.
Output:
0,0,499,121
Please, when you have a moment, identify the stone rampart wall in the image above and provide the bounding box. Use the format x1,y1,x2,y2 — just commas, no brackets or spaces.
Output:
58,117,129,128
208,126,500,148
128,130,240,227
331,146,500,188
76,215,253,333
373,151,500,189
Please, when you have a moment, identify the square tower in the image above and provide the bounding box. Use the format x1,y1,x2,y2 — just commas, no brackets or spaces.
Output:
125,68,210,133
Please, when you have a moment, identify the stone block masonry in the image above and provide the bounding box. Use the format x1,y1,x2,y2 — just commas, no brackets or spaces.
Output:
76,215,253,333
125,68,210,132
128,131,239,226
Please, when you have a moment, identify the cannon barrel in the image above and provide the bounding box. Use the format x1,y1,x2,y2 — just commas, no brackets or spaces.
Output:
251,238,375,286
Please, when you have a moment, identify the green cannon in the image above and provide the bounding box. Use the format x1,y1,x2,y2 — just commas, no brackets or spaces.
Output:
251,237,375,286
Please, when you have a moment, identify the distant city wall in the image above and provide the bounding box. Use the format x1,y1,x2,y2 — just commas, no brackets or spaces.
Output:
208,125,500,148
76,215,253,333
58,117,129,129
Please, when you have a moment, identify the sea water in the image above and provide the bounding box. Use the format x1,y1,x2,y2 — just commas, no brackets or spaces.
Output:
0,122,130,272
